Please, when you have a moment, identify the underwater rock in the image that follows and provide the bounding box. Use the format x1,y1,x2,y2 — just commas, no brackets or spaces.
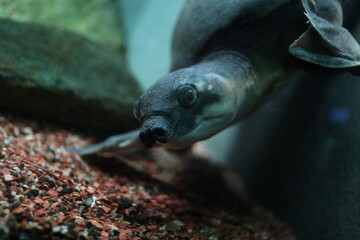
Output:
0,19,141,135
0,0,125,56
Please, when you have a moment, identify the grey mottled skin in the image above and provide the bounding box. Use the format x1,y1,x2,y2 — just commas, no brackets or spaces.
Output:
135,0,360,149
75,0,360,154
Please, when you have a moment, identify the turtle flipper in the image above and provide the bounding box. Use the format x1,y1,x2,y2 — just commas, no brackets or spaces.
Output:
289,0,360,73
68,129,142,155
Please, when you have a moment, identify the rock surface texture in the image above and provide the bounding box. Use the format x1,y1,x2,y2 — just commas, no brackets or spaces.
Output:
0,0,141,135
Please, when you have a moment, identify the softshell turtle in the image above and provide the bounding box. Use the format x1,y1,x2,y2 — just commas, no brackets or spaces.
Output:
75,0,360,155
135,0,360,149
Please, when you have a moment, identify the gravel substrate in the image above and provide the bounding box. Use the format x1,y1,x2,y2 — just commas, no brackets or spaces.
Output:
0,115,295,240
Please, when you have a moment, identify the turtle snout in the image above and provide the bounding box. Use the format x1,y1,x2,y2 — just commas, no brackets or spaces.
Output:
139,116,174,148
139,127,171,147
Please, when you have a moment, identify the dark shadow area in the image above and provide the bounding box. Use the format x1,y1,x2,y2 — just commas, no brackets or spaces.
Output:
232,72,360,240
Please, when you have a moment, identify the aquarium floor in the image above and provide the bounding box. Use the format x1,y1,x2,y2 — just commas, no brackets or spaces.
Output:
0,114,295,240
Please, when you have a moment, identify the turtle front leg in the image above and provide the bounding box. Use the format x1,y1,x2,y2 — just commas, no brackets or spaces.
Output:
69,129,142,156
289,0,360,75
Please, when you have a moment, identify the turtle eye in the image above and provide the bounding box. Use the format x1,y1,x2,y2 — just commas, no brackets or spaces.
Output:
177,85,197,108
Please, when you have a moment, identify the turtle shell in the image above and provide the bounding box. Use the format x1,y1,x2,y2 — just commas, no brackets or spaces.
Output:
170,0,293,71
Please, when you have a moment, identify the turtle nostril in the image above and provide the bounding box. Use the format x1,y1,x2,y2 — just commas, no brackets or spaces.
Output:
139,115,174,147
139,129,155,148
151,127,165,138
139,131,147,142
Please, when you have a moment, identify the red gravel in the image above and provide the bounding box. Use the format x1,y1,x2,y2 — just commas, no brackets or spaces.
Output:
0,115,295,240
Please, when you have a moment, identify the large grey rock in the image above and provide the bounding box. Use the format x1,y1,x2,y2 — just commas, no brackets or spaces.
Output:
0,0,125,56
0,19,141,135
0,0,141,135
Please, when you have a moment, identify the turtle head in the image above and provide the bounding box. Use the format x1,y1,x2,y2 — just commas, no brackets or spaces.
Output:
134,66,239,149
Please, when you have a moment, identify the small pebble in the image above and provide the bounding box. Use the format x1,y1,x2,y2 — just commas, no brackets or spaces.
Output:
85,198,94,207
